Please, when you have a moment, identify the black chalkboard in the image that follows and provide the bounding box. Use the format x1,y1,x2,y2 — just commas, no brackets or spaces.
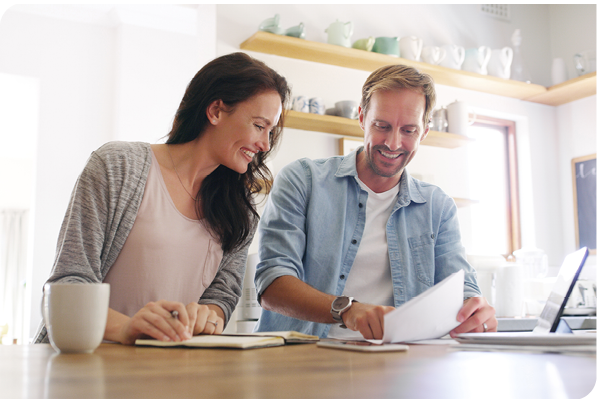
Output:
572,155,596,253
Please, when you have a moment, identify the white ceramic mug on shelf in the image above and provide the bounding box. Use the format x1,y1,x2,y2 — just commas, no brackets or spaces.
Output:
335,100,359,119
43,283,110,353
399,36,423,61
446,100,475,135
574,50,596,76
309,97,325,115
292,95,310,113
421,46,446,65
488,47,513,79
462,46,492,75
439,44,465,70
551,58,568,85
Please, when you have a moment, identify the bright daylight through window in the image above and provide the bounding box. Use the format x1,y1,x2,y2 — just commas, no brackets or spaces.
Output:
461,118,520,257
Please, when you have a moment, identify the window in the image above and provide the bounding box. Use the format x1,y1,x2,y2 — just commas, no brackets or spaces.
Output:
461,116,521,256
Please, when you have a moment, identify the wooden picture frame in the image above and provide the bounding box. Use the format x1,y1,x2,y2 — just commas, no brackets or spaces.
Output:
339,137,363,156
572,154,596,254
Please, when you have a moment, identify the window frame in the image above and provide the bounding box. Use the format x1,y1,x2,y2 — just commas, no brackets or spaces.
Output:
470,114,521,255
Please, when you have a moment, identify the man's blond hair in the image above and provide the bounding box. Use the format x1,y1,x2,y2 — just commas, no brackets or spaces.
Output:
360,64,436,129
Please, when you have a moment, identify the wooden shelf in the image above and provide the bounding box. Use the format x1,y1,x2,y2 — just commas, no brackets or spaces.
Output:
241,31,596,106
285,110,473,149
524,72,597,106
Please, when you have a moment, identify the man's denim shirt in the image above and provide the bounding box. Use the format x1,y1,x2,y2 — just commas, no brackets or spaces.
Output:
254,147,480,338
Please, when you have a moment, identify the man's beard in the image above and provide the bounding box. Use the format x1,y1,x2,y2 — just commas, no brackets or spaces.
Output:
365,144,407,178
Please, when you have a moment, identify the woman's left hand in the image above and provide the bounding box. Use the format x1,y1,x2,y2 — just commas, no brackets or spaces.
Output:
185,303,224,336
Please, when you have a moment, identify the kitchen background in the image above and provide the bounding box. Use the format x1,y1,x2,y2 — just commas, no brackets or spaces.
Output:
0,4,596,342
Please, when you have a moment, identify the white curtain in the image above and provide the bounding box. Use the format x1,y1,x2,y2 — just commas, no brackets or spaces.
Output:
0,209,29,344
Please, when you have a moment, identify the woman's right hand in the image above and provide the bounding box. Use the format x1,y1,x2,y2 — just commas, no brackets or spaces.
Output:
116,300,192,345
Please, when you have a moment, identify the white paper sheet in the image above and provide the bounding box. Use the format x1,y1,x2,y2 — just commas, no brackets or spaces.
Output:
382,269,464,343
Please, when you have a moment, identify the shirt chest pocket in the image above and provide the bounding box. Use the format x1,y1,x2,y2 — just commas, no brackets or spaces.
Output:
202,239,223,289
408,233,435,286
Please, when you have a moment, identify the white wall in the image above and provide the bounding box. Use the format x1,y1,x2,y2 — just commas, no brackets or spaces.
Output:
0,4,215,338
0,73,39,209
0,8,117,339
549,4,597,81
556,96,597,274
0,4,595,339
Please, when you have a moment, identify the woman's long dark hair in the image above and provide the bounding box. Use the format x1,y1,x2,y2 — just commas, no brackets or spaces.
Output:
167,52,290,253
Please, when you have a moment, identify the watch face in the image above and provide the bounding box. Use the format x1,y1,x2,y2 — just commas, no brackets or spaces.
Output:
333,296,349,310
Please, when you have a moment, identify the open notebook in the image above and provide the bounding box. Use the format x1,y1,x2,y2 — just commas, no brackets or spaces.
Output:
456,247,595,346
135,331,319,349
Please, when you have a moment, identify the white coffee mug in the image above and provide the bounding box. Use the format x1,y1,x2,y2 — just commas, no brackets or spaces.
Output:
292,95,309,113
551,58,568,86
439,44,465,70
421,46,446,65
446,100,475,136
43,283,110,353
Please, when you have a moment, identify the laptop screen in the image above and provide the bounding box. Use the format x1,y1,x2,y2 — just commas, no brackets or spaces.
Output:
533,247,589,333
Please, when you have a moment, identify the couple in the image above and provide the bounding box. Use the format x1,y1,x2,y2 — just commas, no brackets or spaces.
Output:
35,52,496,346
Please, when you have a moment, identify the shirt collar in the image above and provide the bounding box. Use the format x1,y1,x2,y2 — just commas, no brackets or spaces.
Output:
335,146,427,205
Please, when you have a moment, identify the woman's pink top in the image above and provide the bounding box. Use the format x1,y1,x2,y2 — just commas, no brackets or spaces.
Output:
104,150,223,317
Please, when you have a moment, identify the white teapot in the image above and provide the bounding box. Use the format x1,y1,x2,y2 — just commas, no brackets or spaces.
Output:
488,47,513,79
399,36,423,61
463,46,492,75
325,20,353,48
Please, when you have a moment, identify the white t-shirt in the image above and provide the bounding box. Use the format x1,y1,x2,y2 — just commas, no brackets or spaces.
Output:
328,177,398,338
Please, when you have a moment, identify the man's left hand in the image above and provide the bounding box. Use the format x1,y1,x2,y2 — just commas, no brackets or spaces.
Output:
449,297,497,337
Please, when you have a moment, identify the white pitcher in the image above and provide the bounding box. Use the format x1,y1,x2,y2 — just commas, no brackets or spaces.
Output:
462,46,492,75
399,36,423,61
439,44,465,70
421,46,446,65
325,20,353,48
488,47,513,79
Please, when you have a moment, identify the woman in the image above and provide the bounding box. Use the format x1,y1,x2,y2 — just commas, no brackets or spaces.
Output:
34,52,290,345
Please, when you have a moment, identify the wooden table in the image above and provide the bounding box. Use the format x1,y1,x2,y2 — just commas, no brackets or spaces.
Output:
0,342,596,398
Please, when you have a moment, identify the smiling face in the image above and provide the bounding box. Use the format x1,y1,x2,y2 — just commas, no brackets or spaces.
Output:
357,88,429,192
209,90,282,174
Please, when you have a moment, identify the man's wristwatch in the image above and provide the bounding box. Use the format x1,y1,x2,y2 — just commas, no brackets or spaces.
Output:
331,296,358,329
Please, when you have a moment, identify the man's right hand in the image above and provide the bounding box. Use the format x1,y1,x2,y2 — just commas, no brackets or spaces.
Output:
341,302,395,340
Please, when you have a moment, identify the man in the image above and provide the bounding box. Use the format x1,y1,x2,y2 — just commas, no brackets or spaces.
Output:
254,64,497,340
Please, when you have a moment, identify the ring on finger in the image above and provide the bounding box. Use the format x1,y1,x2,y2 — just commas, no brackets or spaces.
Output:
207,320,218,327
483,322,488,332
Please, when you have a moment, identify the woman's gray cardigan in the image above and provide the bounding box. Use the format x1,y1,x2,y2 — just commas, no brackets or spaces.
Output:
34,141,255,343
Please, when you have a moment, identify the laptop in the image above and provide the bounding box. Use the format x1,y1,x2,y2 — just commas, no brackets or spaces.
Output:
456,247,596,346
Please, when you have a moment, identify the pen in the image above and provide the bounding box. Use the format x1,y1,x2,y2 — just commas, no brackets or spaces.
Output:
171,310,179,320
